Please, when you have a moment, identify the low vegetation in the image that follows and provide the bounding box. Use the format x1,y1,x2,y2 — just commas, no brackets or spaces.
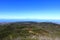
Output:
0,22,60,40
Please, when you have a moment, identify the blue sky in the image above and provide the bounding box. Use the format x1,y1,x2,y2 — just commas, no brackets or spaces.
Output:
0,0,60,19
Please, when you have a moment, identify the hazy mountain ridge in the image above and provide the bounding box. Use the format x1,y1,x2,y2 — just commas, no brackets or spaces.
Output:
0,21,60,40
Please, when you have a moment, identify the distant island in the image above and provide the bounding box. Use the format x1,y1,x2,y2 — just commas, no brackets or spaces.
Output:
0,21,60,40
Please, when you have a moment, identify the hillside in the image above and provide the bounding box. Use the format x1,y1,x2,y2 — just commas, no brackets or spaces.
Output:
0,21,60,40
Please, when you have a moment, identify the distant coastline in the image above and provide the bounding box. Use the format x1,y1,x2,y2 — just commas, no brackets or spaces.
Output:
0,19,60,24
